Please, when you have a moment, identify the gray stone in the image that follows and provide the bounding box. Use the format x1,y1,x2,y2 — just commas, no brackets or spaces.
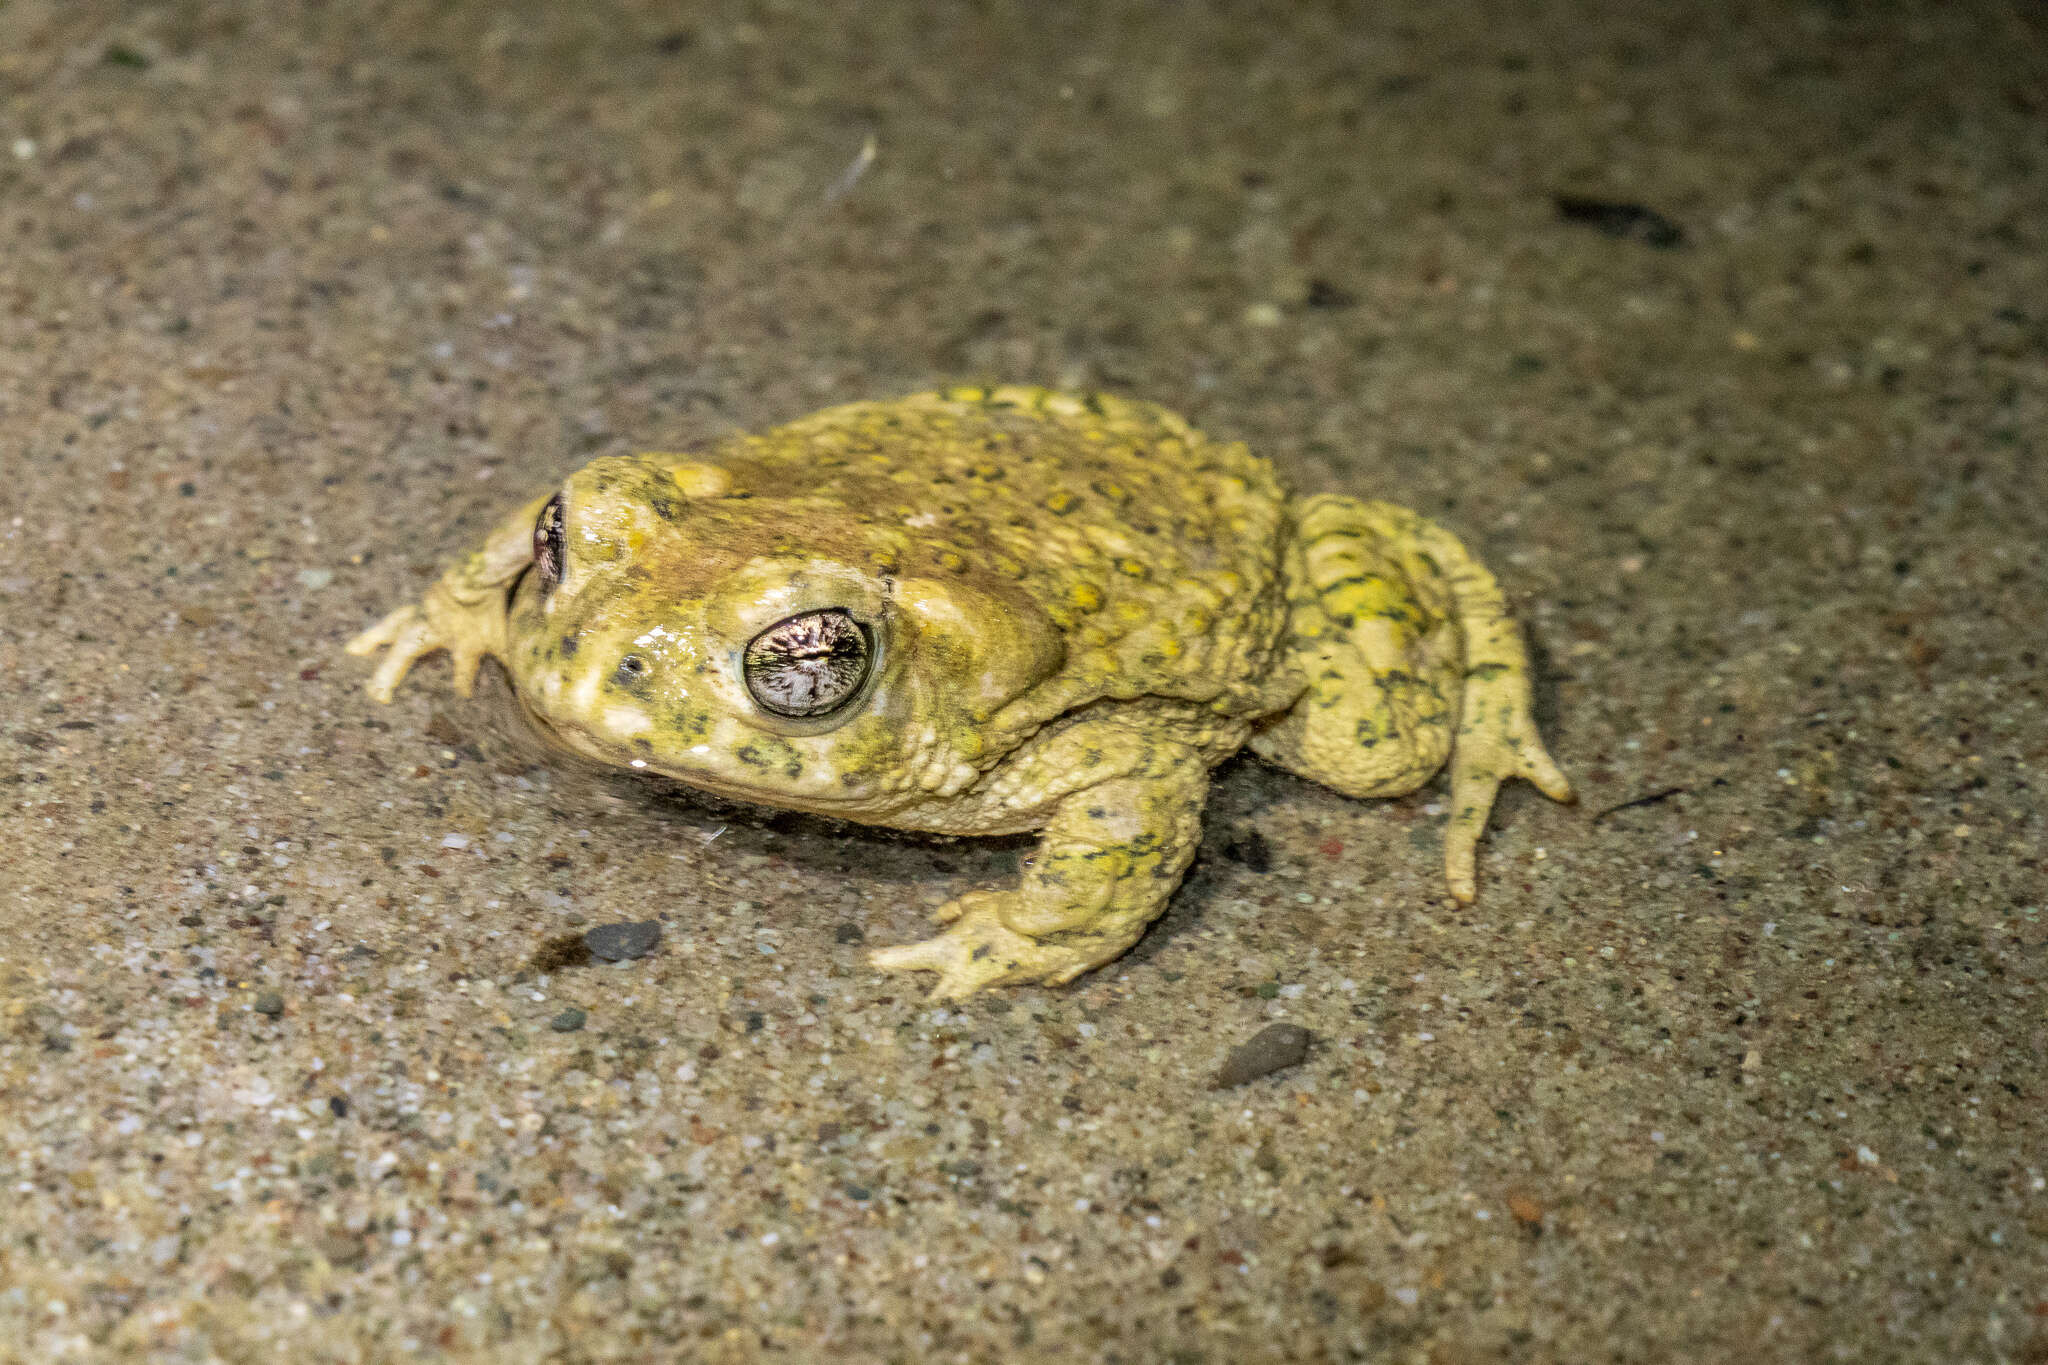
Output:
584,920,662,962
1214,1023,1313,1087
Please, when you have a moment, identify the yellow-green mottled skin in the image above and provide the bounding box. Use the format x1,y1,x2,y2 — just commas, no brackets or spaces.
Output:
348,386,1572,998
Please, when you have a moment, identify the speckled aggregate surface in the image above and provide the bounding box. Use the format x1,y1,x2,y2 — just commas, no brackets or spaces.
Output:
2,2,2045,1360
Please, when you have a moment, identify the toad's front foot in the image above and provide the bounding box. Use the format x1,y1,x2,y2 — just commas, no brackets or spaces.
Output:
346,603,481,703
346,551,522,702
345,495,548,703
868,892,1136,1002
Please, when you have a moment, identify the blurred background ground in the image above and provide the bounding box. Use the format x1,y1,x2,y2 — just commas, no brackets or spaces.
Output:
1,1,2045,1360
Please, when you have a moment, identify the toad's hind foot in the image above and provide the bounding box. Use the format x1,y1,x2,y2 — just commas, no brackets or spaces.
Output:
1444,661,1573,902
1256,494,1571,902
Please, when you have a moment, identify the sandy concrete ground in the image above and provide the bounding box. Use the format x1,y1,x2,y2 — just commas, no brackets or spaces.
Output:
2,1,2045,1360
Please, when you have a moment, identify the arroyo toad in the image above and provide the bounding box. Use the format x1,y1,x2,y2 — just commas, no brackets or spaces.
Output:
348,386,1571,998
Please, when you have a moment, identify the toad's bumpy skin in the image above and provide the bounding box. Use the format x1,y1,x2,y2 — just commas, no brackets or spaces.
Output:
348,387,1572,999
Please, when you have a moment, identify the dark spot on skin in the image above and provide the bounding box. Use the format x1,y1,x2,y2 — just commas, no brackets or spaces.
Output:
1468,662,1510,680
610,654,652,695
649,496,680,521
735,745,770,769
560,636,579,658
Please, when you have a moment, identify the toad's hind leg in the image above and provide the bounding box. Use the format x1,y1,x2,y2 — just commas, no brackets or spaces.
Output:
1251,495,1572,902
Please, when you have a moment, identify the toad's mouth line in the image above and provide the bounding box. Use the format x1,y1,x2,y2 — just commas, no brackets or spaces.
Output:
509,687,882,810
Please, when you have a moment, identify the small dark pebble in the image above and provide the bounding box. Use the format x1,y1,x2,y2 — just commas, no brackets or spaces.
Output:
329,1095,349,1118
1553,194,1686,248
253,991,285,1017
319,1231,367,1269
550,1008,587,1033
1214,1022,1315,1088
833,922,865,945
843,1183,872,1201
1221,829,1272,873
584,919,662,962
1304,278,1357,309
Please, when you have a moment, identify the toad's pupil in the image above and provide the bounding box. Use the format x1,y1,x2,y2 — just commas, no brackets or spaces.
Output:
534,494,566,588
743,609,870,718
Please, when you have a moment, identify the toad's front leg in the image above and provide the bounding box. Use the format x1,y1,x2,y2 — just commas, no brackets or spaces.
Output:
870,730,1209,1001
346,494,550,702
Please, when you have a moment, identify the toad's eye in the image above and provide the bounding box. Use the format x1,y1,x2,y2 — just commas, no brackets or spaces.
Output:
533,494,566,590
743,609,872,719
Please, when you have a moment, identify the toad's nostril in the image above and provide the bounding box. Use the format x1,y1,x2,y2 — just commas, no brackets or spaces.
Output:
616,654,649,680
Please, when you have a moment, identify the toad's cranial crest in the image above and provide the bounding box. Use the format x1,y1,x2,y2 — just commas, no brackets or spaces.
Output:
347,385,1572,1000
